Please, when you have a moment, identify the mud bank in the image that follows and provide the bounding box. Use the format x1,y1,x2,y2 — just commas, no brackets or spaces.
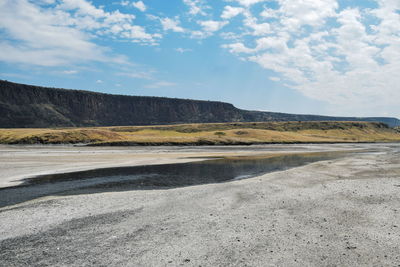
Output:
0,143,399,266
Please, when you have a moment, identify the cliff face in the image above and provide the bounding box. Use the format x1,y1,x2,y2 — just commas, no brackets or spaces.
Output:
1,80,399,128
0,80,245,127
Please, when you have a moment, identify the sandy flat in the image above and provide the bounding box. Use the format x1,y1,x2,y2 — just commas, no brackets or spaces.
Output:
0,143,399,266
0,143,368,188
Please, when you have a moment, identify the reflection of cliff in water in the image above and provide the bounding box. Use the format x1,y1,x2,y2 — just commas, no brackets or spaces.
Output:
0,151,346,207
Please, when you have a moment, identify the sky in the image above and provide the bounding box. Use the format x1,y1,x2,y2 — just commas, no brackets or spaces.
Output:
0,0,399,118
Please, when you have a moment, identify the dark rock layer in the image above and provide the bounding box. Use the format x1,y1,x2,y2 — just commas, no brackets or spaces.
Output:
1,80,399,128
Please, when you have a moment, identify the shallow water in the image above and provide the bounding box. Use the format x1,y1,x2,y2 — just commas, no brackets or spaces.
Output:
0,151,347,208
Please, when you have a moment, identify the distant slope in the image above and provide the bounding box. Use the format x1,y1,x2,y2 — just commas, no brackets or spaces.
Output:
242,110,400,128
1,121,399,145
1,80,399,128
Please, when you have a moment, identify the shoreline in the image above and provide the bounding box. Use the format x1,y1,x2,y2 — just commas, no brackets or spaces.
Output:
86,140,400,146
1,139,399,147
1,143,399,265
0,143,379,189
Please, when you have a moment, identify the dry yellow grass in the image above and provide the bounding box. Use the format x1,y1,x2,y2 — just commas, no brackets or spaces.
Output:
1,121,399,145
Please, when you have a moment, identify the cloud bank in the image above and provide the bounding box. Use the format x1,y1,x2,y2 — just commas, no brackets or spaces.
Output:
1,0,399,116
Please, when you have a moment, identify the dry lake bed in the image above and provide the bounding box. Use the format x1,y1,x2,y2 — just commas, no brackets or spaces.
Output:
0,144,399,266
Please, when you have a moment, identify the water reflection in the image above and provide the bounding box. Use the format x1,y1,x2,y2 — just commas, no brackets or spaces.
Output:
0,152,345,208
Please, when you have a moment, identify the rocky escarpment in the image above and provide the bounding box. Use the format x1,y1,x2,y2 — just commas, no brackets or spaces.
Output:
0,80,244,127
1,80,399,128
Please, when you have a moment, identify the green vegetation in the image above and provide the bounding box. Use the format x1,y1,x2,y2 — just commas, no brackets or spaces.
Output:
214,131,226,137
1,121,400,145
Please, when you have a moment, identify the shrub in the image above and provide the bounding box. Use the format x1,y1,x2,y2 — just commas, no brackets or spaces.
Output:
235,131,249,135
214,131,226,137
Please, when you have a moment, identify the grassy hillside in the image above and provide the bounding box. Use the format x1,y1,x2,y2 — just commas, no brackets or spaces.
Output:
1,121,400,145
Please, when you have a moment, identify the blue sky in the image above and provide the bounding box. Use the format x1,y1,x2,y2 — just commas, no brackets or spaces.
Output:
0,0,399,117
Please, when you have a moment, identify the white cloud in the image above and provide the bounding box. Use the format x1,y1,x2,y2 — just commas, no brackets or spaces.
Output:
229,0,267,7
190,30,209,39
120,24,161,43
269,77,280,82
37,0,56,4
175,48,192,53
183,0,208,16
198,20,228,32
132,1,146,12
96,79,103,83
221,6,244,20
62,70,78,74
220,31,244,41
0,0,160,67
222,0,400,115
243,14,271,36
58,0,114,19
276,0,338,32
254,36,288,52
58,0,160,44
2,0,399,117
222,43,254,54
144,81,177,88
192,20,229,38
0,0,112,66
260,8,278,18
160,17,185,32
